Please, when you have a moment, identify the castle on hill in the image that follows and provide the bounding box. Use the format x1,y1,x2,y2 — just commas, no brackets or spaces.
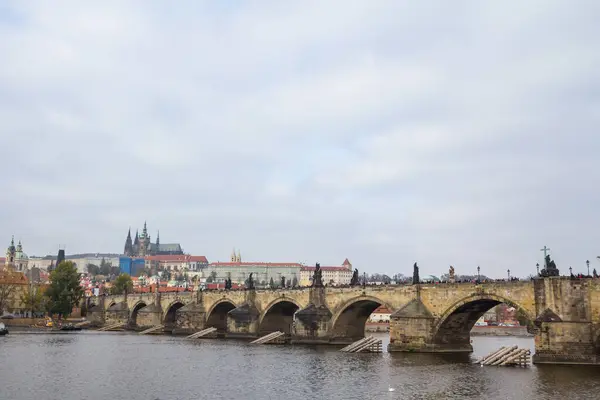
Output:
123,222,184,257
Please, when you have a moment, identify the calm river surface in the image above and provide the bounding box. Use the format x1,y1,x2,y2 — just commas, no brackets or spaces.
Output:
1,332,599,400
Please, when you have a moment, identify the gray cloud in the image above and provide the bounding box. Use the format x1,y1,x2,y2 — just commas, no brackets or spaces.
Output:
1,0,599,277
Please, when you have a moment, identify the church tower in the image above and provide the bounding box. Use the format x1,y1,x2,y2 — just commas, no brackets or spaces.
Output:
231,248,237,262
5,236,16,266
236,249,241,263
124,228,133,256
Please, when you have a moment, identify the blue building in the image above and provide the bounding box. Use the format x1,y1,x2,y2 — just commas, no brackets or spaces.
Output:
119,257,145,276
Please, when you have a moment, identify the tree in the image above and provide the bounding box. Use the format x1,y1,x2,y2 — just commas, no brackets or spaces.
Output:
291,276,298,288
0,282,17,314
99,258,111,276
111,274,133,295
86,263,100,276
45,261,84,319
20,285,46,317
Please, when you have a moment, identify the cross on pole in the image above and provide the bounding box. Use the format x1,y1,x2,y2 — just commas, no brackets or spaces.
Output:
540,246,551,259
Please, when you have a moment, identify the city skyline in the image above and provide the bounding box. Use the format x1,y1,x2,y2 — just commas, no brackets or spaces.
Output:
1,2,599,278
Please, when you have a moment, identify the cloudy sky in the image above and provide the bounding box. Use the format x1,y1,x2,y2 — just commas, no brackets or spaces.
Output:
1,1,599,277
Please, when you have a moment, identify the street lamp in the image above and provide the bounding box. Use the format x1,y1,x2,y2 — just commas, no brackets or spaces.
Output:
586,260,590,277
477,266,480,282
536,263,540,276
507,269,510,281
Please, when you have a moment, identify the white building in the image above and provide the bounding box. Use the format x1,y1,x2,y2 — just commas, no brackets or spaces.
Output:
299,259,354,286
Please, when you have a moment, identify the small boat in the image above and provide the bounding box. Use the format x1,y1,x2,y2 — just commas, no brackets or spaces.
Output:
59,324,82,332
0,322,8,336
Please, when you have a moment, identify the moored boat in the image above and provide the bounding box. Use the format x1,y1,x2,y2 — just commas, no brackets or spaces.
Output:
59,324,82,331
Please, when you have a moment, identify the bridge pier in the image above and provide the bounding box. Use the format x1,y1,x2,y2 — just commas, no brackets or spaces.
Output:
174,302,207,335
136,292,163,329
227,290,260,338
291,287,333,344
387,298,440,352
531,278,600,365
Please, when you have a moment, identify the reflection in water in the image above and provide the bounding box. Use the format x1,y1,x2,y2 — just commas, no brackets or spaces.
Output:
0,332,599,400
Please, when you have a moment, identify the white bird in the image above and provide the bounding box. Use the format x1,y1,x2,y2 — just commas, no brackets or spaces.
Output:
388,386,396,392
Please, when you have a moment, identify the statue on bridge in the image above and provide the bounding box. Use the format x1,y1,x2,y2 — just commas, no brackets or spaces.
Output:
350,269,359,286
312,263,324,288
449,266,455,283
412,262,420,284
540,254,560,277
225,278,232,290
247,273,255,290
281,276,286,288
594,269,598,279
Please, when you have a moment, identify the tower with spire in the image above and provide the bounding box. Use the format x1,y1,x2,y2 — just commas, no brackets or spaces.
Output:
5,236,29,271
5,236,16,266
124,228,133,256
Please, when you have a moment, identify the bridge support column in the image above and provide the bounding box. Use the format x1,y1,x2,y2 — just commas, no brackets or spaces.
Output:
532,278,600,364
174,291,206,335
137,291,163,329
105,302,130,327
292,287,333,344
227,290,259,338
388,298,438,352
87,296,106,327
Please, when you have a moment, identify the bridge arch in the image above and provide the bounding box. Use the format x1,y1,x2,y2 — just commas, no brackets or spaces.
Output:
129,301,147,327
163,300,186,328
258,298,301,336
206,299,237,335
330,296,394,343
433,293,535,350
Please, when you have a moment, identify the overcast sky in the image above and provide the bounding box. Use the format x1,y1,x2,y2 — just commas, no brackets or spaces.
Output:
1,1,599,278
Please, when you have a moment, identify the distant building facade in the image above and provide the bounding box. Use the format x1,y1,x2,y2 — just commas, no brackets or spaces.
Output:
123,222,184,257
299,258,353,286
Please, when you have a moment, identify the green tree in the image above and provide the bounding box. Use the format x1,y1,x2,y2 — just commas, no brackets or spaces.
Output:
0,282,17,313
86,263,100,276
20,285,46,317
111,274,133,295
45,261,84,319
99,258,111,276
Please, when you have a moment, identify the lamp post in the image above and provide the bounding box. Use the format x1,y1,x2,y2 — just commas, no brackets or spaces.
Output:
507,269,510,281
536,263,540,276
477,266,480,282
569,266,573,275
586,260,590,277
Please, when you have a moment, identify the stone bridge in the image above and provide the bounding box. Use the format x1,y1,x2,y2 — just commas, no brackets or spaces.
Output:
88,277,600,365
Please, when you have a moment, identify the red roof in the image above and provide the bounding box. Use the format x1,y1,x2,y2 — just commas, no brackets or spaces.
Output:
211,262,303,267
301,266,351,272
342,258,351,266
373,306,391,314
144,255,208,263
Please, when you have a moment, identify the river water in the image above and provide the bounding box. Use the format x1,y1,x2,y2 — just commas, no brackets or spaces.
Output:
1,332,599,400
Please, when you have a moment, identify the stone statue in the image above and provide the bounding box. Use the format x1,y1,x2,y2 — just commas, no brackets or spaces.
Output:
449,266,455,283
540,255,560,277
225,278,232,290
412,262,420,284
247,273,255,290
281,276,286,288
350,269,359,286
594,268,598,278
312,263,323,287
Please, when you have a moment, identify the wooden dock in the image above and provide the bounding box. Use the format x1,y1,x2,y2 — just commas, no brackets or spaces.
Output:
186,327,217,339
340,336,383,353
250,331,285,344
139,325,165,335
476,345,531,366
97,322,125,332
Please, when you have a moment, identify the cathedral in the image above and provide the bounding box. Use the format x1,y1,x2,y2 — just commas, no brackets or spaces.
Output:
5,236,29,271
123,222,184,257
